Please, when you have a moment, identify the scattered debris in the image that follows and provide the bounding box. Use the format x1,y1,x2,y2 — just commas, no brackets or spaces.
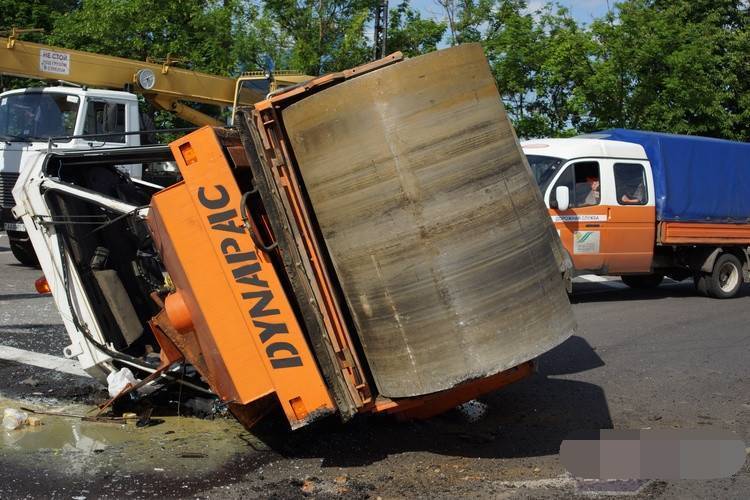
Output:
20,377,39,387
300,478,317,494
135,407,163,428
3,408,29,430
20,406,133,424
456,400,489,423
106,367,139,398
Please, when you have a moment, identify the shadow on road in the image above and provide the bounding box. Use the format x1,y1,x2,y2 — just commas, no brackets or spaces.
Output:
0,245,9,252
570,282,750,304
537,335,605,376
0,293,50,302
255,336,611,467
2,262,41,269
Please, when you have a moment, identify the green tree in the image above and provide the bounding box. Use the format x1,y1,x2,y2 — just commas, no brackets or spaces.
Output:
49,0,242,75
583,0,749,140
387,1,446,57
483,1,591,138
0,0,78,41
261,0,376,75
482,0,543,136
434,0,493,45
0,0,79,89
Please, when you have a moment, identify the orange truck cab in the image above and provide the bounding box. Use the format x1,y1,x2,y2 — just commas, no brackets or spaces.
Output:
522,130,750,299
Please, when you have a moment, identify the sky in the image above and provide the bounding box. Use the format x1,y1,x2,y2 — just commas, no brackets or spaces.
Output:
411,0,613,26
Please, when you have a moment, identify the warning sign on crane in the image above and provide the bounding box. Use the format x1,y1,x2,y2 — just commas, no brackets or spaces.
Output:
39,49,70,75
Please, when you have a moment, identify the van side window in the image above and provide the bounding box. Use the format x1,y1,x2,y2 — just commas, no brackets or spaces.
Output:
549,164,573,207
83,101,126,143
551,161,601,208
614,163,647,205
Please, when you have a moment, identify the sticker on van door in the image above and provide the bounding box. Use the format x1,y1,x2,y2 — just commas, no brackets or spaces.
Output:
552,214,607,222
573,231,600,254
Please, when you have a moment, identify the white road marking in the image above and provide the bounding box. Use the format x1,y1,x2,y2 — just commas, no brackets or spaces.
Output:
497,475,576,489
574,274,626,288
498,475,652,495
577,274,615,282
0,345,87,377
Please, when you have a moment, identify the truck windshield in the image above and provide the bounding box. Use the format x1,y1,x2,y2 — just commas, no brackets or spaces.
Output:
526,154,566,192
0,92,79,143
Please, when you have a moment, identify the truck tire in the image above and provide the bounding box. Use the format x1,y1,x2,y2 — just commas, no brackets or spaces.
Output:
621,273,664,289
698,253,743,299
8,232,39,267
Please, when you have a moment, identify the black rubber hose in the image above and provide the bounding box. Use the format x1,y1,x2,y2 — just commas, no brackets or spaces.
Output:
240,188,278,252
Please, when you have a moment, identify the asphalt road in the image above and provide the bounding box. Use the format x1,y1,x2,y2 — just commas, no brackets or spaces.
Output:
0,231,748,499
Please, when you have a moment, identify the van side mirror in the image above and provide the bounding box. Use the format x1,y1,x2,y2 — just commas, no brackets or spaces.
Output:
555,186,570,211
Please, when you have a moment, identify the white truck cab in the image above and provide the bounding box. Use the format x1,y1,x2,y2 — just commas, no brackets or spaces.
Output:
0,86,142,264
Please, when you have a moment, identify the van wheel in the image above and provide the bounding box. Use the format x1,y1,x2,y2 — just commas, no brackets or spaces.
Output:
621,273,664,289
700,253,743,299
8,232,39,267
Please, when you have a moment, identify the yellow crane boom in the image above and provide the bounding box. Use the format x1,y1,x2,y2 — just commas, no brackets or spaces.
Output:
1,29,309,126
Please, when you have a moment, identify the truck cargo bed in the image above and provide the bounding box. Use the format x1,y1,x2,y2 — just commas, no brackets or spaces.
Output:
597,129,750,223
659,221,750,245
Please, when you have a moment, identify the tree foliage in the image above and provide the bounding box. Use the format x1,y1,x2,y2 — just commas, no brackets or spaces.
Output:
1,0,748,140
583,0,749,140
388,1,446,57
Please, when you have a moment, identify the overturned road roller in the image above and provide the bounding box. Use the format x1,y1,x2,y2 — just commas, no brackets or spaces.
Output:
14,44,575,430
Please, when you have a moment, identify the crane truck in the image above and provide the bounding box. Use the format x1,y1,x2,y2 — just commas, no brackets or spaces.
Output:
12,45,575,429
0,30,309,264
523,129,750,298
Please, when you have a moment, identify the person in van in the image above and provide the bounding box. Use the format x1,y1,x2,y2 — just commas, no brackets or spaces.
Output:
579,175,600,206
621,182,645,204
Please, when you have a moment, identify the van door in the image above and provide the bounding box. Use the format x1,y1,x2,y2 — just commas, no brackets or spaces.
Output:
605,161,655,273
547,160,609,272
546,159,656,275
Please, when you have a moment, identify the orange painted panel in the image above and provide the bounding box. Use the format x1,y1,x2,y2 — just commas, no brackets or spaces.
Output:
659,222,750,245
150,127,335,428
604,205,655,273
149,184,256,401
550,205,656,274
550,205,608,271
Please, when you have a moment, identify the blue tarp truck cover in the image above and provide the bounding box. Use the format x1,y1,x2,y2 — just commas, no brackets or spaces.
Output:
595,129,750,223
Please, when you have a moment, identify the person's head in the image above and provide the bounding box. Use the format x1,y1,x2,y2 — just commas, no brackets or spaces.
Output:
586,175,600,190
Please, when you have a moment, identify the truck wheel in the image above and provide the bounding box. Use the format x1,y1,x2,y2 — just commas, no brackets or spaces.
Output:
8,232,39,267
702,253,743,299
621,273,664,289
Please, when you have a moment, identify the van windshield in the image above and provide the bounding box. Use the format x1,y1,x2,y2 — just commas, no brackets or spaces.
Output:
0,92,79,143
526,154,566,193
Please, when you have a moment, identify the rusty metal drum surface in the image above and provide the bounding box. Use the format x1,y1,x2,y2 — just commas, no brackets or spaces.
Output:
282,44,575,398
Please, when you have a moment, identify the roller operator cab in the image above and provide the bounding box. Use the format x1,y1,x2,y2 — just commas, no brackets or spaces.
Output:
523,130,750,298
0,86,143,265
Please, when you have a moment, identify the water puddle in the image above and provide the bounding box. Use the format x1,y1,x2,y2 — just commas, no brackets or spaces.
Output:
1,398,266,476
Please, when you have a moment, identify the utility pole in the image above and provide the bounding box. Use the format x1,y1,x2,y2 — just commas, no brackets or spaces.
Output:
373,0,388,60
